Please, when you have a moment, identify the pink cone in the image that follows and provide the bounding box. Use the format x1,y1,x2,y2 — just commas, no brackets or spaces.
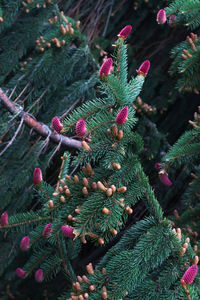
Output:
137,60,150,76
182,265,198,284
61,225,75,238
159,171,172,186
20,236,30,251
35,269,43,283
33,168,42,185
118,25,132,39
99,58,113,78
16,268,26,279
115,107,128,124
169,15,176,26
1,212,8,227
76,120,86,137
42,223,52,238
157,9,167,25
52,116,63,133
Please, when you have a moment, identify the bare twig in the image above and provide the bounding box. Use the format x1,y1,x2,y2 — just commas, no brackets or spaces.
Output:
0,117,24,156
0,88,82,150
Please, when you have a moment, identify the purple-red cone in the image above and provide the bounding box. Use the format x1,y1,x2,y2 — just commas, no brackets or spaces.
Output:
35,269,43,283
159,171,172,187
61,225,75,238
42,223,52,238
137,60,150,76
118,25,132,39
52,116,63,133
33,168,42,185
76,120,86,137
16,268,26,279
182,265,198,284
157,9,167,25
99,58,113,78
115,107,128,124
20,236,30,251
1,212,8,227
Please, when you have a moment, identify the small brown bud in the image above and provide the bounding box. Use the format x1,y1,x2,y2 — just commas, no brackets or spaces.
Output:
58,186,63,192
89,285,95,291
63,185,68,190
112,163,121,170
107,129,111,134
86,163,93,176
78,295,84,300
125,206,133,214
194,245,198,253
117,129,123,140
101,268,106,275
66,175,71,181
74,175,79,183
77,275,83,283
60,196,65,203
179,247,186,256
102,292,108,299
106,188,113,197
110,228,117,235
53,192,59,197
173,209,180,220
110,185,116,192
112,124,118,137
82,141,91,151
65,189,71,197
82,275,88,283
76,20,81,28
97,181,107,192
70,27,74,35
92,182,97,192
117,186,127,193
183,243,188,249
86,263,94,275
98,237,104,245
60,179,65,185
48,200,54,209
61,40,66,46
80,235,87,244
193,255,199,265
82,177,89,188
75,206,81,214
60,24,66,35
177,228,182,241
67,214,73,221
82,187,88,196
102,208,110,215
83,293,89,298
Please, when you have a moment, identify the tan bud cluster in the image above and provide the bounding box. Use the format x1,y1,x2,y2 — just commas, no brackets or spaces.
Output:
117,186,127,193
82,187,88,196
112,163,121,170
97,181,107,192
102,208,110,215
86,263,94,275
82,141,91,151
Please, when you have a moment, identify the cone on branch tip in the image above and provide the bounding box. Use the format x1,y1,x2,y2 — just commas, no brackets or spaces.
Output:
137,60,150,77
61,225,76,238
42,223,52,238
181,265,198,284
99,58,113,78
115,107,128,124
35,269,43,283
76,120,87,137
16,268,26,279
158,170,172,186
33,168,42,185
1,212,8,226
20,236,30,251
52,116,63,133
156,9,167,25
117,25,132,39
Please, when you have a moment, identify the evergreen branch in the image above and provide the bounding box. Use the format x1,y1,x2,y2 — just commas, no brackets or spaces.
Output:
0,88,82,150
0,217,53,229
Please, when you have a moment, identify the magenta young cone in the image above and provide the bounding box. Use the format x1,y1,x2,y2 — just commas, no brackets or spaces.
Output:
76,120,86,137
52,116,63,133
1,212,8,227
157,9,167,24
115,107,128,124
16,268,26,278
35,269,43,283
99,58,113,78
33,168,42,185
61,225,75,238
137,60,150,76
118,25,132,39
159,171,172,186
182,265,198,284
42,223,52,238
20,236,30,251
